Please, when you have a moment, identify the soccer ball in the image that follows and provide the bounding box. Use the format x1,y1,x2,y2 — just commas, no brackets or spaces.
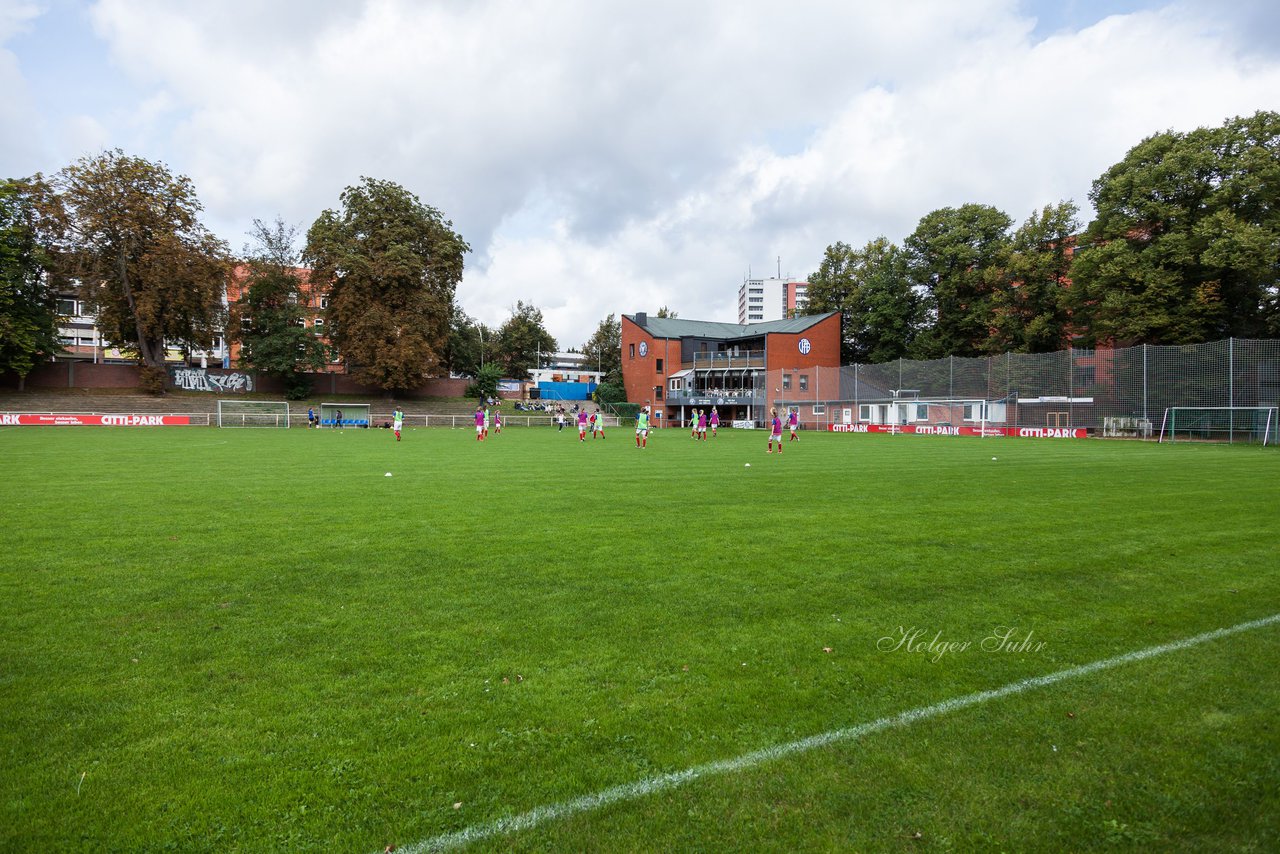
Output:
385,472,393,477
744,463,751,467
991,457,997,461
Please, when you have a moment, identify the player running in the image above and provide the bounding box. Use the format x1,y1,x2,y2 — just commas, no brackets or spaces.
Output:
577,409,589,442
788,406,799,441
768,407,783,454
393,406,404,442
635,406,651,449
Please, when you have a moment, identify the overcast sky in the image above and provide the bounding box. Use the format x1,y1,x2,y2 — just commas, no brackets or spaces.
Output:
3,0,1278,347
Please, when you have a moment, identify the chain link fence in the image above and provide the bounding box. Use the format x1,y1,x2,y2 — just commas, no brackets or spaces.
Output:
765,338,1280,440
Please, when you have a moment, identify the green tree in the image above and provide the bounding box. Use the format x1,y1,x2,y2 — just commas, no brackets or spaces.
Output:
581,313,622,383
36,150,229,393
906,203,1013,359
806,238,920,364
464,362,503,402
304,177,469,392
1070,111,1280,345
656,305,678,318
227,218,330,399
445,308,495,376
0,178,62,389
988,201,1079,353
494,300,556,378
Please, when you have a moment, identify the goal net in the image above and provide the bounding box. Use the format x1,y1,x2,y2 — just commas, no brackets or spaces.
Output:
319,403,371,427
217,400,291,428
1158,406,1278,445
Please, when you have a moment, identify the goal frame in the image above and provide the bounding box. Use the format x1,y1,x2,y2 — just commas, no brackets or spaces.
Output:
1158,406,1278,446
216,399,291,428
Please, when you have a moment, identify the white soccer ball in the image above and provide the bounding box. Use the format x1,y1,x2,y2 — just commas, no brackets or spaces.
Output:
991,457,997,461
385,472,393,477
744,463,751,467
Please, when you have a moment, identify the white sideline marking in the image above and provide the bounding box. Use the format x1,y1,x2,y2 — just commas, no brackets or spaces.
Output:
394,612,1280,853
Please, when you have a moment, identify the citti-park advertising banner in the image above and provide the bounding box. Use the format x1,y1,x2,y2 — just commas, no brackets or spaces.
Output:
828,423,1086,439
0,414,193,426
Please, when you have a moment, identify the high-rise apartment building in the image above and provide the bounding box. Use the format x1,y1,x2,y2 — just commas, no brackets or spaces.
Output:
737,276,808,324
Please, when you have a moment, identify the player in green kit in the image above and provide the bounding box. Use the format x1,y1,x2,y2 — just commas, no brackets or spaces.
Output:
635,406,650,448
393,407,404,441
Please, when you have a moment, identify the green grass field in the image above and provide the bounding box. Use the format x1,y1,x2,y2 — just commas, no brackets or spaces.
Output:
2,423,1277,852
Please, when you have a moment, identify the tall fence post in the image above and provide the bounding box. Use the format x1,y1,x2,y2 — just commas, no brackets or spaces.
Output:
1229,337,1235,443
1142,344,1148,425
1068,346,1074,428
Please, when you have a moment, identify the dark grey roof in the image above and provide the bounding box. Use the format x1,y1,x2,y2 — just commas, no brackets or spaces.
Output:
624,312,837,341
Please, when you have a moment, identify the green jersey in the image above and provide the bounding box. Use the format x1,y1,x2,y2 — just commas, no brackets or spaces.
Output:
636,411,650,430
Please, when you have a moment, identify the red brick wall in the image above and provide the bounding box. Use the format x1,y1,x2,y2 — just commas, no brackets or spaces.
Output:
765,313,842,401
621,316,680,408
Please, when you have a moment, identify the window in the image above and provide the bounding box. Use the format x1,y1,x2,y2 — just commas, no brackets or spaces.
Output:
749,296,763,303
799,375,808,391
669,378,682,392
319,297,329,309
655,386,664,400
916,403,929,421
656,358,663,373
313,317,324,326
782,374,791,391
57,298,79,316
812,404,825,415
859,404,874,422
629,343,635,359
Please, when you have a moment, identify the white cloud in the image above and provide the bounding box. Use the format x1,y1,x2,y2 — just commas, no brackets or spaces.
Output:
9,1,1279,343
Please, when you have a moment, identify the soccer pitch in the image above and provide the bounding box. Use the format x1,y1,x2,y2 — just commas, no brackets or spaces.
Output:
1,425,1277,851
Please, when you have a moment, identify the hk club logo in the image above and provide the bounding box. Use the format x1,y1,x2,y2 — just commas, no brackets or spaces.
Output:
639,341,648,357
798,337,812,355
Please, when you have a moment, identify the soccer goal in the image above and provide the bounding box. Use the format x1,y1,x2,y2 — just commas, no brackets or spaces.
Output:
217,400,291,428
319,403,371,428
1158,406,1278,445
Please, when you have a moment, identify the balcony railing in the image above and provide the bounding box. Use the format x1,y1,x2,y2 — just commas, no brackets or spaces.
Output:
690,351,765,370
664,389,760,405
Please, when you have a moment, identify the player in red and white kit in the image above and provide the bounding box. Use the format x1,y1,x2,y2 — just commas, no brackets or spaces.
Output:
577,409,589,442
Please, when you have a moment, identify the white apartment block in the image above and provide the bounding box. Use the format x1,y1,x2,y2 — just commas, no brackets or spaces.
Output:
736,277,809,324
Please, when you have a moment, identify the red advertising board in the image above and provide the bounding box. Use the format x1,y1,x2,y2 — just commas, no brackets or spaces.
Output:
0,414,193,426
828,423,1086,439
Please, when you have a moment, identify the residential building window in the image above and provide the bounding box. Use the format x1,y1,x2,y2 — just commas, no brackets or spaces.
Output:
782,374,791,391
313,317,324,326
57,298,78,316
799,375,808,391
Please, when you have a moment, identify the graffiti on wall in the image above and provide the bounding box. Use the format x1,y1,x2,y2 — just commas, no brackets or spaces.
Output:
170,368,255,393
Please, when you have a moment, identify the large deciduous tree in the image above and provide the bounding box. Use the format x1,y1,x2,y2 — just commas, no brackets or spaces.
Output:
304,177,469,392
1070,110,1280,345
988,201,1079,353
227,218,330,399
581,313,622,383
807,238,920,364
445,308,495,377
36,150,230,393
0,178,62,389
906,203,1013,359
494,300,556,378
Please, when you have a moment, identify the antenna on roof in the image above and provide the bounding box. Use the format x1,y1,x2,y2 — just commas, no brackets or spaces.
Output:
777,256,781,278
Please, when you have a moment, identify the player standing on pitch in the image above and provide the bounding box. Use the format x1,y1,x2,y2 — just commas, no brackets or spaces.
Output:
636,405,651,449
393,406,404,442
710,406,719,437
768,407,783,454
474,404,485,441
592,408,605,439
788,406,799,441
577,408,589,442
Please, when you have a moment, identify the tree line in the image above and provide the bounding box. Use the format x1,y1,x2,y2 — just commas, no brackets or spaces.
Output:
804,110,1280,363
1,152,558,396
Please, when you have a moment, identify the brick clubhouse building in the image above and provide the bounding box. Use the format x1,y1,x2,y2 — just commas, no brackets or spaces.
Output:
621,311,842,426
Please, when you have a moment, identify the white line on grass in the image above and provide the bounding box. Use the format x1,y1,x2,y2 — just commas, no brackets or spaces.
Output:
393,612,1280,853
